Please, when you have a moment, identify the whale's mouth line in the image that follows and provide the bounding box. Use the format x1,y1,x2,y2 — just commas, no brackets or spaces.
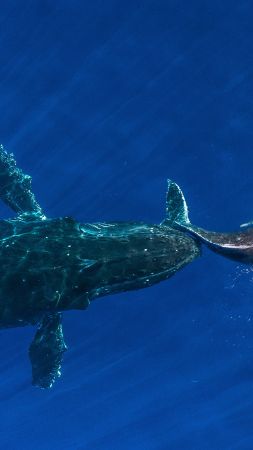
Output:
88,253,199,300
89,267,173,299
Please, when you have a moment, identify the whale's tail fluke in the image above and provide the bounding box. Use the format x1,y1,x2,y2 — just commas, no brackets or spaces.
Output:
164,180,253,264
163,180,218,243
163,179,203,238
164,180,190,227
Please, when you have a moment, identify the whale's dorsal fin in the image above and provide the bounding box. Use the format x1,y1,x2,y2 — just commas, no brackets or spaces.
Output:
164,180,190,226
0,145,44,218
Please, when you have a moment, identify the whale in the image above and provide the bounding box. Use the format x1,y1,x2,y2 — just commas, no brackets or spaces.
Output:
0,145,251,388
165,180,253,264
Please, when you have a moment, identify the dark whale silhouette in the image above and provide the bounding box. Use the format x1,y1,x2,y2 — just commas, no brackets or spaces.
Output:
0,146,251,388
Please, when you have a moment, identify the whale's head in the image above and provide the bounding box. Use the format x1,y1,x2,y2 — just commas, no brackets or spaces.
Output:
76,222,201,300
117,223,201,289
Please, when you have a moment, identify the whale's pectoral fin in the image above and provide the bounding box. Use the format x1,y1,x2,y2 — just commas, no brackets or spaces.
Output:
0,145,44,218
162,180,190,226
29,313,67,389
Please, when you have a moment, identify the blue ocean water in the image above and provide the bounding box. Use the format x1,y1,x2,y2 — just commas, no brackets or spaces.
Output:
0,1,253,449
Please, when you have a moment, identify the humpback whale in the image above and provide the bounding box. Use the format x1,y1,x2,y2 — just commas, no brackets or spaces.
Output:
165,181,253,263
0,146,251,388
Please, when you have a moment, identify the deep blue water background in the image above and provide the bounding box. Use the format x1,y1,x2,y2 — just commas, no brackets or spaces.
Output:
1,1,253,449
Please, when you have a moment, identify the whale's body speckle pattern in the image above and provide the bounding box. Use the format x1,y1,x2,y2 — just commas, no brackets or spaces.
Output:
1,147,252,389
